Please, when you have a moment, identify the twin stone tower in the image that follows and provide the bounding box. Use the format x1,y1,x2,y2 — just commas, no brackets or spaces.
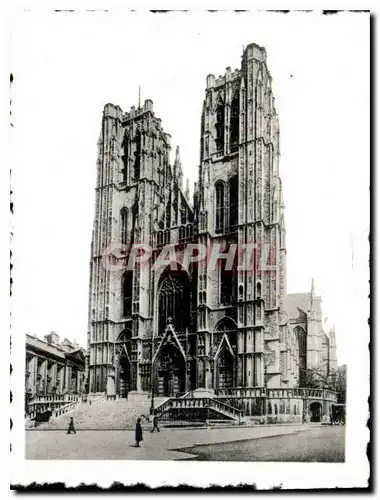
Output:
87,43,336,409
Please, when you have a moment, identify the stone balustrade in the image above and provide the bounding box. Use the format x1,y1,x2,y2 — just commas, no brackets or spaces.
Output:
214,387,337,402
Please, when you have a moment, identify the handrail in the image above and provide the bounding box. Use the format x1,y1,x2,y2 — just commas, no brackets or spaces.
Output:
180,390,194,399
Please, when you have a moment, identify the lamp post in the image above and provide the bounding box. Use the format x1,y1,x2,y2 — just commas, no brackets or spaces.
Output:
150,333,155,416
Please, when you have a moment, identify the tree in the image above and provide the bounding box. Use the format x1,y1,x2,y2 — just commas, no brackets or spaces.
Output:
303,367,347,404
330,367,347,404
303,368,326,389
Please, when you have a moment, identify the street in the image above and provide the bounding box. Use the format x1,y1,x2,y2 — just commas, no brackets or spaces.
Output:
25,424,345,462
179,426,345,462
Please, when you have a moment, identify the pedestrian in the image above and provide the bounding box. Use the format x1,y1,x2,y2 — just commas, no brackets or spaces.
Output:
151,415,160,433
135,417,143,447
67,417,76,434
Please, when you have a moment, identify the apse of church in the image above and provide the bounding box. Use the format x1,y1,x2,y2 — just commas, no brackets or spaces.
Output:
88,44,303,397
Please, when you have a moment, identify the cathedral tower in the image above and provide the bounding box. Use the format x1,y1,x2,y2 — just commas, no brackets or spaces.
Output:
196,43,287,391
88,99,194,395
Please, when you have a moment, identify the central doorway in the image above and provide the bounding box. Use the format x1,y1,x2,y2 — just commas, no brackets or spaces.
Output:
156,342,186,397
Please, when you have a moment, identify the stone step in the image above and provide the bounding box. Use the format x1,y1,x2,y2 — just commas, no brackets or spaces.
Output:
33,399,152,430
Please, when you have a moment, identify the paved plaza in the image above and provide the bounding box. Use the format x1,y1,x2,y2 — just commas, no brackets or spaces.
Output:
25,424,345,461
179,426,345,462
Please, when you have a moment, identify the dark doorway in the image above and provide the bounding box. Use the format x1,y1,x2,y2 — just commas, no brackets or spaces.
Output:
309,402,322,422
118,355,130,398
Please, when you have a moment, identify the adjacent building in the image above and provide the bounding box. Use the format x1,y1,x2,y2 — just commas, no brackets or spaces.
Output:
285,279,338,386
25,331,87,401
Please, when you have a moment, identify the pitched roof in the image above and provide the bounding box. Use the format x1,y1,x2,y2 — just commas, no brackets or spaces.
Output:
26,334,66,360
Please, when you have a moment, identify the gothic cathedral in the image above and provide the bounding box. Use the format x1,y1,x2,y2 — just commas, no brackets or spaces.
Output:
88,43,337,407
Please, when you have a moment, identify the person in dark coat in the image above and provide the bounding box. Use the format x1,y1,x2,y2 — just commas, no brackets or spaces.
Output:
135,418,143,447
67,417,76,434
151,416,160,433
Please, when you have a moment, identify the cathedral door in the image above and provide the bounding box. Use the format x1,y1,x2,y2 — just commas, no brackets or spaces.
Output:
118,355,130,398
156,343,185,397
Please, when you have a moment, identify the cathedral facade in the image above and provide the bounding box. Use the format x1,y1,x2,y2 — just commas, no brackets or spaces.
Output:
87,43,337,417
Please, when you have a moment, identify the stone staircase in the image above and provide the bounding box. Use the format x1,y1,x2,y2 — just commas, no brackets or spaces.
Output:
33,397,152,430
27,393,244,430
155,396,245,424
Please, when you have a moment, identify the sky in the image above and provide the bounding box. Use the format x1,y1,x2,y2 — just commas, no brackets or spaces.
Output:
11,10,369,366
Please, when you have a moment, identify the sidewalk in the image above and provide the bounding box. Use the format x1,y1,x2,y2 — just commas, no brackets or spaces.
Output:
26,424,314,460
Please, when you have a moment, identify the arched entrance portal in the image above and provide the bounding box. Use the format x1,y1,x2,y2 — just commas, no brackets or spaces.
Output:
215,349,234,389
309,401,322,422
155,342,186,397
118,353,131,398
115,330,135,398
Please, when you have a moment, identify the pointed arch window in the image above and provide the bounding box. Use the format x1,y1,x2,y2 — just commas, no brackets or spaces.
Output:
158,271,190,335
215,181,225,234
120,208,128,245
157,231,164,246
230,91,239,151
219,245,237,305
121,134,130,182
215,100,225,152
180,206,187,225
134,131,141,181
122,271,133,318
229,175,238,229
165,201,171,228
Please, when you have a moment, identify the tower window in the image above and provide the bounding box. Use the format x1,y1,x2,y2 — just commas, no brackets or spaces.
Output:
157,231,163,245
120,208,128,245
122,271,133,318
215,101,225,152
219,245,237,305
230,91,239,151
122,155,128,182
215,181,225,234
229,175,238,229
220,266,233,305
166,201,171,228
134,131,141,181
186,224,193,239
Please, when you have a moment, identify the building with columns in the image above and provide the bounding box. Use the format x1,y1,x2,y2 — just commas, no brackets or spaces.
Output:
25,332,86,403
87,43,338,422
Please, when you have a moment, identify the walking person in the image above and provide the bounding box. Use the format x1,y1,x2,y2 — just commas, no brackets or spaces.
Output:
135,417,143,447
151,415,160,433
67,417,76,434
